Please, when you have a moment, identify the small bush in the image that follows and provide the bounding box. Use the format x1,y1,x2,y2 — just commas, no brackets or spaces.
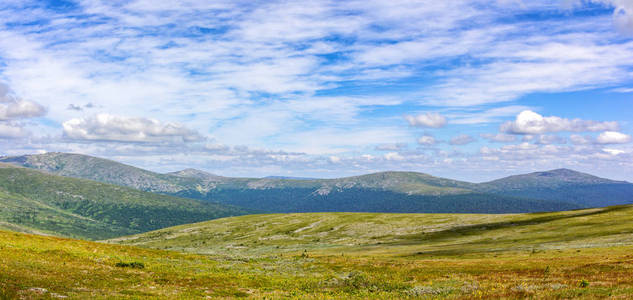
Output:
579,279,589,288
115,261,145,269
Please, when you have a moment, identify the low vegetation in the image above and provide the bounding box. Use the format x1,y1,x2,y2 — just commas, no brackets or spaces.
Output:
3,198,633,298
110,205,633,257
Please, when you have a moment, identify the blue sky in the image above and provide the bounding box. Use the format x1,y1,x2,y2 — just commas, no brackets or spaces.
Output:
0,0,632,182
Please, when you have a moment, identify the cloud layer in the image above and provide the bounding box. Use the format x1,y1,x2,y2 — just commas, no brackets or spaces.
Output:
62,114,203,144
0,1,630,181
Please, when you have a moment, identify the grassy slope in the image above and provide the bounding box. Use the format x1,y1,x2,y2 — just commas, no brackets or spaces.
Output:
0,165,250,240
110,205,633,258
3,208,633,298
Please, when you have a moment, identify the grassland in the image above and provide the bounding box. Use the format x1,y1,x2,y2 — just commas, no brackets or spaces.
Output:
2,228,633,299
2,205,633,298
110,205,633,257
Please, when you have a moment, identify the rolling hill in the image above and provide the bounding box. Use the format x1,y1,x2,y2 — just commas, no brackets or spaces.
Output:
0,152,590,214
477,169,633,207
109,204,633,257
0,164,250,240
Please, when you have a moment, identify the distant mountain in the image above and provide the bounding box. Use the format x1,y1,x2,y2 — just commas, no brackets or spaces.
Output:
167,168,224,180
0,153,599,214
264,176,317,180
477,169,633,207
0,163,250,240
0,152,199,193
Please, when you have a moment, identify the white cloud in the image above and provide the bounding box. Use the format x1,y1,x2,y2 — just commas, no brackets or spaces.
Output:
593,0,633,35
449,134,475,145
404,112,447,128
62,114,204,143
501,110,619,134
596,131,632,144
384,152,404,161
0,100,47,120
0,82,46,120
480,133,516,143
417,135,437,145
603,148,626,155
0,123,29,138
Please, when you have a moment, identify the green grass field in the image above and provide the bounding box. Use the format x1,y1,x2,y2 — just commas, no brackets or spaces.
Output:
110,205,633,258
2,205,633,298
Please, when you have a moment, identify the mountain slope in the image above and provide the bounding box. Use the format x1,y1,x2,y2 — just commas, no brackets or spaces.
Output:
110,204,633,258
477,169,633,207
0,164,250,240
0,152,199,193
0,153,588,214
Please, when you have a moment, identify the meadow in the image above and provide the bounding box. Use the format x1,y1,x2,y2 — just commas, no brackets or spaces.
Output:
1,205,633,298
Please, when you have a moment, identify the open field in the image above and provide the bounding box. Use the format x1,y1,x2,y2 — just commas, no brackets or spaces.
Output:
1,205,633,298
3,229,633,299
110,205,633,257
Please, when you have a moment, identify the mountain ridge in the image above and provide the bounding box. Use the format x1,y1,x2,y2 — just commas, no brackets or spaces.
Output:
2,152,630,213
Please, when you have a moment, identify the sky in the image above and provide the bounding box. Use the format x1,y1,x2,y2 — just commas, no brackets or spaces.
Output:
0,0,632,182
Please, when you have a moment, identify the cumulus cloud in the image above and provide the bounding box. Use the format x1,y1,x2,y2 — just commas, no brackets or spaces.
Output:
404,112,447,128
0,82,46,121
449,134,475,145
596,131,632,144
384,152,404,161
62,114,204,143
501,110,618,134
417,135,436,145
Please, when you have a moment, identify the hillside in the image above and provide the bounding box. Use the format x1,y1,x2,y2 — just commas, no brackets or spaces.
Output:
3,206,633,299
0,152,199,193
0,153,585,214
478,169,633,207
110,204,633,257
0,164,249,240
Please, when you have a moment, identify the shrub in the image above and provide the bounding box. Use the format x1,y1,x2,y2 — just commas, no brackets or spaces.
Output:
115,261,145,269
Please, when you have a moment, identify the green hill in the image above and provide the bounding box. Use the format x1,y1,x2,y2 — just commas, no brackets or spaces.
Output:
110,204,633,258
0,153,585,214
0,164,250,240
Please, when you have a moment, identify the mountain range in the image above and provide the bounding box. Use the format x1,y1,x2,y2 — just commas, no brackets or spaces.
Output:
2,152,631,216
